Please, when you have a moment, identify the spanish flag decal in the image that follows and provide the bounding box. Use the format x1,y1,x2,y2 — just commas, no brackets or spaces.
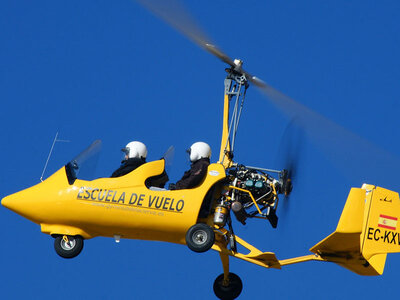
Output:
378,214,398,231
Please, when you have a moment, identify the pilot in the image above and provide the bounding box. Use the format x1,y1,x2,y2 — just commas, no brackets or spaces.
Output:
169,142,211,190
111,141,147,177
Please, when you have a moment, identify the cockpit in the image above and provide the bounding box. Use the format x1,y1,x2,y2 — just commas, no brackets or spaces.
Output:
65,140,174,187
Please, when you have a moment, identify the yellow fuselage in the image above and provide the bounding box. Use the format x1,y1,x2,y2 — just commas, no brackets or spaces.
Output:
2,159,226,244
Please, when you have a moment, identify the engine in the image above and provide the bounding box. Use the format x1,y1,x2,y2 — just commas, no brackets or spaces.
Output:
224,165,279,226
232,167,274,206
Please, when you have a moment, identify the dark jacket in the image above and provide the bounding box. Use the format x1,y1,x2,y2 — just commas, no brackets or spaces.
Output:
111,157,146,178
145,170,169,188
175,158,210,189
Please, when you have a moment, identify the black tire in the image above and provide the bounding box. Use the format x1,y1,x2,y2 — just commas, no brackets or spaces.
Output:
213,272,243,300
185,223,215,253
54,235,84,259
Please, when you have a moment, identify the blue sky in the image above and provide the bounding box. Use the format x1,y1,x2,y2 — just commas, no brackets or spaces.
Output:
1,1,399,299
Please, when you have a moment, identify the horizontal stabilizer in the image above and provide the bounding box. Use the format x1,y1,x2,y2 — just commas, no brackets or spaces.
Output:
310,231,386,275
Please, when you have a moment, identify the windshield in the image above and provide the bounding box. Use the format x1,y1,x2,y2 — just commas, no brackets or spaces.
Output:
163,145,174,174
66,140,102,184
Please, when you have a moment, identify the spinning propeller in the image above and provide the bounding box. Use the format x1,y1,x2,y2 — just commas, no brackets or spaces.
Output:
276,118,305,216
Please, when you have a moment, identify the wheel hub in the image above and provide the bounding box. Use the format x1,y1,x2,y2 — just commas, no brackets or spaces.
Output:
60,237,76,250
192,230,207,245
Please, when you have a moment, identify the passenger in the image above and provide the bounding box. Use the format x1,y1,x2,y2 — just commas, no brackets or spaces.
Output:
111,141,147,177
169,142,211,190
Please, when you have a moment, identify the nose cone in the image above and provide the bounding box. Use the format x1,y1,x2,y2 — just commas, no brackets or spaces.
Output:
2,167,70,224
2,192,27,216
1,194,17,210
2,188,41,222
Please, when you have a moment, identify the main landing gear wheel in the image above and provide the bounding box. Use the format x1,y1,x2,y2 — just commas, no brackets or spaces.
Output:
185,223,215,253
54,235,84,259
213,272,243,300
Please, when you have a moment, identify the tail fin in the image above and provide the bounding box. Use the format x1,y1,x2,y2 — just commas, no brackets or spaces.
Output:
310,184,400,276
361,185,400,259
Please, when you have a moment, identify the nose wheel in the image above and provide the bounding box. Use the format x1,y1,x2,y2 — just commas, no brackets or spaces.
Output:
54,235,84,258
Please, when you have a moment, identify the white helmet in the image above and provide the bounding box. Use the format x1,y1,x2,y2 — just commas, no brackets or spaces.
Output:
122,141,147,159
188,142,211,162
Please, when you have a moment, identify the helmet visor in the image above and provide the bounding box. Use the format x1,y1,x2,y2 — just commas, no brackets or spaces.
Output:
121,147,129,161
186,148,191,161
121,147,129,155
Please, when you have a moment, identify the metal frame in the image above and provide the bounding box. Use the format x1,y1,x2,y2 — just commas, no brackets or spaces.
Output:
220,69,249,166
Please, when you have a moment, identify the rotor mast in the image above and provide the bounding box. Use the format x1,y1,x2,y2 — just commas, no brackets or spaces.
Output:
218,60,249,168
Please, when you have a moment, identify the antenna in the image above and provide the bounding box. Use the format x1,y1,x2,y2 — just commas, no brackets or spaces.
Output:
40,132,70,182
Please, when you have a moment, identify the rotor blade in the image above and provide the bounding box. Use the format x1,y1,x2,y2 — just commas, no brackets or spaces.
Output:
133,1,282,84
259,83,400,189
134,0,236,67
135,0,400,189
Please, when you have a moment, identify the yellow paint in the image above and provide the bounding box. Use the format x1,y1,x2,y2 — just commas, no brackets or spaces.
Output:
2,92,400,279
218,93,233,168
310,185,400,275
2,160,226,245
212,227,281,269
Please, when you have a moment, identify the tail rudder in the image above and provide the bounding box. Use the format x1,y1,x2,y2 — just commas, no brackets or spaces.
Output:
360,185,400,260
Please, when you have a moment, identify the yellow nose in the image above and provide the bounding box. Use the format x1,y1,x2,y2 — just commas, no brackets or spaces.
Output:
2,188,40,222
2,192,22,213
